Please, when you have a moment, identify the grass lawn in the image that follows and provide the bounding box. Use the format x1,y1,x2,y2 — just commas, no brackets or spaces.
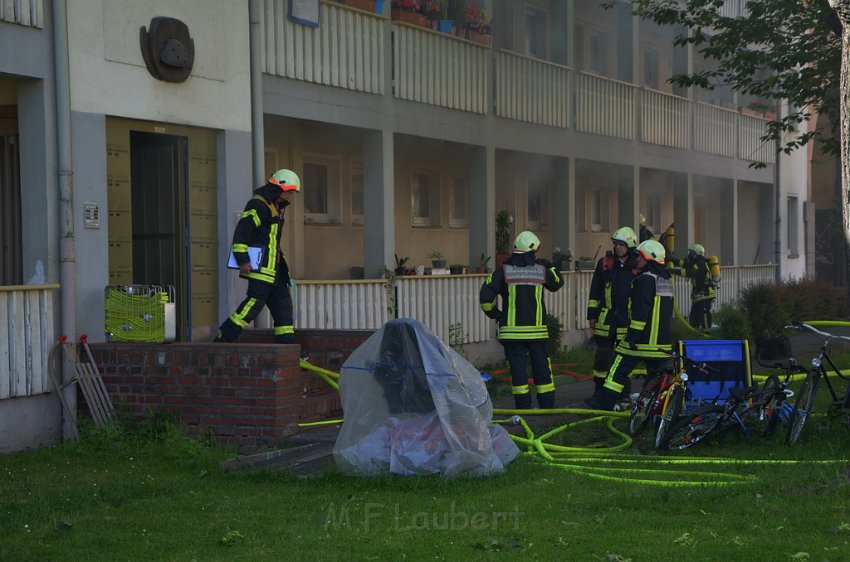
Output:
2,351,849,561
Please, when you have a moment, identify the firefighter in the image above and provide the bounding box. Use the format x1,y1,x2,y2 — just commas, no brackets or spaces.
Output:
584,239,673,411
672,243,716,330
585,226,639,402
214,169,300,344
479,231,564,409
639,214,655,242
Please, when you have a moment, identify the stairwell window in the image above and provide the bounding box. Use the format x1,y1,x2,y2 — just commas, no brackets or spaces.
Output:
527,178,549,230
412,171,440,227
448,176,468,228
303,157,341,224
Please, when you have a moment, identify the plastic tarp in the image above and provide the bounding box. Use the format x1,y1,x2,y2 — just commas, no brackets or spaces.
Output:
333,318,520,477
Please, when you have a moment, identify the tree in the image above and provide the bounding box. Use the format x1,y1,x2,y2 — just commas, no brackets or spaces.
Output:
625,0,850,283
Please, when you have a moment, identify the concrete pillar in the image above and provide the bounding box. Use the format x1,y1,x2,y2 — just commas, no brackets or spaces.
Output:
469,145,495,266
552,156,573,258
363,129,394,277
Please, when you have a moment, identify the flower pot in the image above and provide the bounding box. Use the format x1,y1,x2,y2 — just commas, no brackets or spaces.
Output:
394,267,406,275
391,6,429,28
341,0,375,11
438,19,452,33
431,259,447,269
464,29,491,45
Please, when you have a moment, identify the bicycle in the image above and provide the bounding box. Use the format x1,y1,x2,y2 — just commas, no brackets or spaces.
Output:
626,352,710,450
785,322,850,445
661,352,804,450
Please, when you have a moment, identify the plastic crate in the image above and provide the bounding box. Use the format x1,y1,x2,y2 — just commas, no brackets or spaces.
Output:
680,340,751,405
105,285,176,343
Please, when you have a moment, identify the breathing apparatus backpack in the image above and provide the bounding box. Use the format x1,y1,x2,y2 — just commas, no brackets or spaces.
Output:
708,255,721,286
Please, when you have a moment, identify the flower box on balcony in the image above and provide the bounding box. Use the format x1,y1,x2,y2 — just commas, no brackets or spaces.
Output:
464,29,491,45
340,0,376,12
391,6,429,28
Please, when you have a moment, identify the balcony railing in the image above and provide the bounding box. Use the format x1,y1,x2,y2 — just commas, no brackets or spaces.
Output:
1,284,58,399
293,265,777,344
0,0,42,27
265,1,774,165
261,0,385,94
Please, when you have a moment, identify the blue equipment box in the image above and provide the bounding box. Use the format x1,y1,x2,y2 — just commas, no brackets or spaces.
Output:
679,340,752,405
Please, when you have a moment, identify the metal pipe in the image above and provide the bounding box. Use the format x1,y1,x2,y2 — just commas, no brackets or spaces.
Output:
52,0,77,440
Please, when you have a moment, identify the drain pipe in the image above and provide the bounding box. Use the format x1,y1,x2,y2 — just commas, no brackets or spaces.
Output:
53,0,77,439
248,0,269,328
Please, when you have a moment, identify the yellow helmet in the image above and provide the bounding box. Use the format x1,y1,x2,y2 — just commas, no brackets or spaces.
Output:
514,231,541,253
637,239,666,264
611,226,638,248
269,169,301,192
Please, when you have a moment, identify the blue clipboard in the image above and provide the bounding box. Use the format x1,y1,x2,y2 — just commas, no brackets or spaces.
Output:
227,247,263,270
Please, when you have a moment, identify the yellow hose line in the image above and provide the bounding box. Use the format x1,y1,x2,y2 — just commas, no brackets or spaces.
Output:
299,359,340,390
541,462,754,486
298,419,344,427
801,320,850,327
493,407,629,418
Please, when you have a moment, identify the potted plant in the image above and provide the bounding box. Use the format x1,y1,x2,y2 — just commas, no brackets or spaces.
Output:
461,1,490,44
551,247,573,271
391,0,429,27
476,252,491,273
426,249,446,269
449,264,465,274
394,253,409,275
575,256,596,271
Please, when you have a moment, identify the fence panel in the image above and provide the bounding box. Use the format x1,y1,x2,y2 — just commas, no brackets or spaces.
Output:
495,50,570,128
0,285,57,399
575,72,636,140
294,280,388,330
641,89,690,149
693,103,737,157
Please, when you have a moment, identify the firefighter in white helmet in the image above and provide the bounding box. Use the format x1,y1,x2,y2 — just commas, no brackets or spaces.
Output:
669,243,717,330
215,169,301,343
585,226,640,403
585,239,674,411
480,231,564,409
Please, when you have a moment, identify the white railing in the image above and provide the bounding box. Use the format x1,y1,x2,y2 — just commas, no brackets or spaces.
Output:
0,0,42,27
495,50,570,128
575,72,636,140
261,0,385,94
294,279,389,330
392,23,489,113
292,265,777,346
0,284,58,399
739,113,776,165
693,103,737,157
641,89,690,149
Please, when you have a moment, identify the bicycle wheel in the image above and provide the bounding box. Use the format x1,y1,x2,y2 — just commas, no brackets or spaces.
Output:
787,371,820,445
759,375,783,438
628,375,663,437
661,405,725,450
655,385,685,450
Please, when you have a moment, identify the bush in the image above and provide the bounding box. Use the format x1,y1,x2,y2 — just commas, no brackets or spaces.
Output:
710,303,750,340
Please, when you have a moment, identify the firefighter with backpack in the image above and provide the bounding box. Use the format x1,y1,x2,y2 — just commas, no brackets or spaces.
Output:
584,226,640,404
670,243,719,330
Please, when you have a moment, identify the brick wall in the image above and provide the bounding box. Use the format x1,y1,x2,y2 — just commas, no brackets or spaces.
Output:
88,329,372,452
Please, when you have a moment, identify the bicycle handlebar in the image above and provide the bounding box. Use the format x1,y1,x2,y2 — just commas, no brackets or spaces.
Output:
786,322,850,344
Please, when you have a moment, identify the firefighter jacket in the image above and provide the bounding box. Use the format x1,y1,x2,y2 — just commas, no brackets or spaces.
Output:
614,263,673,359
679,254,716,302
587,251,638,340
479,252,564,341
231,183,291,285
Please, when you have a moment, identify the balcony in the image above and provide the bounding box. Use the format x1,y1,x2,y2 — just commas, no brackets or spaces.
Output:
261,0,776,165
0,0,43,27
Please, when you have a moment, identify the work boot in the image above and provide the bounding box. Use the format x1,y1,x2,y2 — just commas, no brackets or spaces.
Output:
583,388,618,411
537,391,555,409
514,394,533,410
212,332,227,343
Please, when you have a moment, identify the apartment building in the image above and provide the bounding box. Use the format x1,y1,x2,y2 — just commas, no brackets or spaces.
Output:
1,0,815,449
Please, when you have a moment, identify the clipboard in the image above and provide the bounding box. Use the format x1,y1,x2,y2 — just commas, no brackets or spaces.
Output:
227,247,264,270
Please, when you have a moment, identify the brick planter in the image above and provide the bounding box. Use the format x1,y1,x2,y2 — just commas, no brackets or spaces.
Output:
88,329,373,452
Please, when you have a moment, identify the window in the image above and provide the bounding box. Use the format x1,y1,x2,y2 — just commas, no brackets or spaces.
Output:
1,133,22,285
590,189,609,232
302,157,341,224
644,47,660,90
351,161,363,226
448,176,468,228
644,194,662,233
524,7,547,59
787,196,799,257
589,29,608,75
527,179,549,229
411,171,440,227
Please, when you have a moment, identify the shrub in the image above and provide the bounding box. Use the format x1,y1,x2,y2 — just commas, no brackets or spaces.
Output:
710,303,750,340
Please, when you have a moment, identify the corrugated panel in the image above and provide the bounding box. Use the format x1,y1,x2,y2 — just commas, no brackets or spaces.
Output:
575,72,636,139
739,113,775,165
0,0,42,28
0,286,56,399
397,276,491,343
295,280,388,330
694,103,737,157
393,24,489,114
641,89,690,149
262,0,384,94
495,51,570,128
